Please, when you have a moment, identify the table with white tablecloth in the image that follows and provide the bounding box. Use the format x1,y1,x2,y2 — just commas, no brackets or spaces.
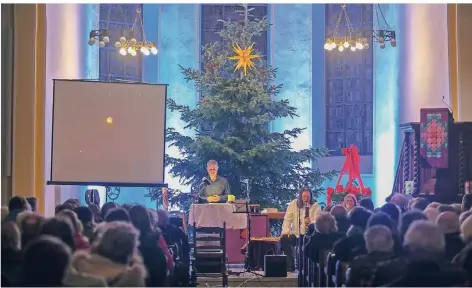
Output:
188,203,248,263
188,203,247,229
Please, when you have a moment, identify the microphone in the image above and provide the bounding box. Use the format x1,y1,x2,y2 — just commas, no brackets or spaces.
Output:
201,177,211,185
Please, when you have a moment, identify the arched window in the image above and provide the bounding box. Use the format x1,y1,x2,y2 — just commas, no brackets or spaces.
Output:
99,4,143,82
201,4,268,67
325,4,373,156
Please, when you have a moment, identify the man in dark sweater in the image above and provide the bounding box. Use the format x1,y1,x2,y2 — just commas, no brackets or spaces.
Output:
199,160,230,203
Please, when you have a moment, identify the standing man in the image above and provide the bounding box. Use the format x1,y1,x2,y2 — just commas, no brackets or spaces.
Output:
281,187,321,271
199,160,230,203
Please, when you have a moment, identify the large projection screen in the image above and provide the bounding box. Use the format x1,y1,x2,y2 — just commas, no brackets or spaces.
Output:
50,80,167,186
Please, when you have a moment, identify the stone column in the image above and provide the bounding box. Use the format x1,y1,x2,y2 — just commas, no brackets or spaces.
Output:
45,4,99,213
12,4,47,214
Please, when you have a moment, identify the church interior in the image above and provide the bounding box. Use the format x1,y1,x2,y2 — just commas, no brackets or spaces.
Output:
2,3,472,287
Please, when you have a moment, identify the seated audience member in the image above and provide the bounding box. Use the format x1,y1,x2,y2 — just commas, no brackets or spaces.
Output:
40,217,76,251
453,215,472,282
427,202,441,209
390,193,409,212
359,197,374,211
64,198,81,209
438,204,459,215
436,211,465,261
16,211,33,229
88,204,102,223
121,203,134,211
105,207,131,223
462,194,472,212
423,206,440,222
22,236,72,287
304,212,344,262
386,221,468,287
1,206,8,222
380,202,401,224
343,194,357,212
74,206,96,241
26,197,38,212
63,221,145,287
367,212,402,256
330,205,350,233
333,207,372,262
58,210,91,250
410,197,429,211
1,221,22,286
101,202,119,222
451,203,463,215
460,211,472,224
157,210,185,245
19,213,45,249
346,225,395,287
5,196,29,222
129,205,169,286
399,210,427,242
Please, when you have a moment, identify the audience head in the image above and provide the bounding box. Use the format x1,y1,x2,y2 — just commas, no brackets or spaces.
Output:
427,202,441,209
105,207,131,223
40,217,76,250
22,236,71,287
380,202,401,224
437,204,458,215
410,197,430,211
330,205,347,219
101,202,119,220
400,210,427,241
64,198,81,209
462,194,472,212
88,204,102,223
16,210,33,228
390,193,409,212
74,206,94,225
367,211,396,232
404,220,445,257
436,211,460,234
423,206,440,222
157,210,170,228
26,197,38,212
364,225,394,253
460,210,472,224
359,197,374,211
315,212,338,234
450,203,462,215
1,206,8,221
347,206,373,230
8,196,28,212
129,205,153,234
92,221,139,265
57,209,83,235
121,203,134,211
1,221,21,251
461,215,472,244
20,213,45,248
343,194,357,211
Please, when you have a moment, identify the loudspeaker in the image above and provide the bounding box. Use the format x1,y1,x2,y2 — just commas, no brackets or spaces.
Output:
264,255,287,277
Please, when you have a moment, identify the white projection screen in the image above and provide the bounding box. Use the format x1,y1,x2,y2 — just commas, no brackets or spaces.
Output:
50,80,167,186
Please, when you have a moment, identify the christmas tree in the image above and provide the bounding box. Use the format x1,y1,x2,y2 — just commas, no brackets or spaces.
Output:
147,4,336,210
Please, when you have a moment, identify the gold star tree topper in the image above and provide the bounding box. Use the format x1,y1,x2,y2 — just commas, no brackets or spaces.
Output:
228,43,260,76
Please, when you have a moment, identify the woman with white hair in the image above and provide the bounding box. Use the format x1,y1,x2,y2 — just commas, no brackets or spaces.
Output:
453,215,472,282
63,221,146,287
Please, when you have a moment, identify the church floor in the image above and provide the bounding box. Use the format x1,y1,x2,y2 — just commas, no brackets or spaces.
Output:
197,265,297,287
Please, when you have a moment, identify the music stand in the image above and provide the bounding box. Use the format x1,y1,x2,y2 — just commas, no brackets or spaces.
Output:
232,201,262,276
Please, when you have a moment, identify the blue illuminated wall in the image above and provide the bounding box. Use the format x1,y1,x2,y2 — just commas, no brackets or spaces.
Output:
373,4,403,207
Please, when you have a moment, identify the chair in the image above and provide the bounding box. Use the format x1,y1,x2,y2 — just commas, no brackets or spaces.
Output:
317,249,331,287
325,252,336,287
191,222,228,287
334,260,349,287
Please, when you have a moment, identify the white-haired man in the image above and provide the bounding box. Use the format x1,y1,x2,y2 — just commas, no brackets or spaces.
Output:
198,160,230,203
436,211,465,261
385,221,468,286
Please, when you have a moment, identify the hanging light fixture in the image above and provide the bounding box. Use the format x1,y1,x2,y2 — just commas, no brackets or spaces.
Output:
372,4,397,49
113,8,158,57
324,4,369,52
88,29,110,47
